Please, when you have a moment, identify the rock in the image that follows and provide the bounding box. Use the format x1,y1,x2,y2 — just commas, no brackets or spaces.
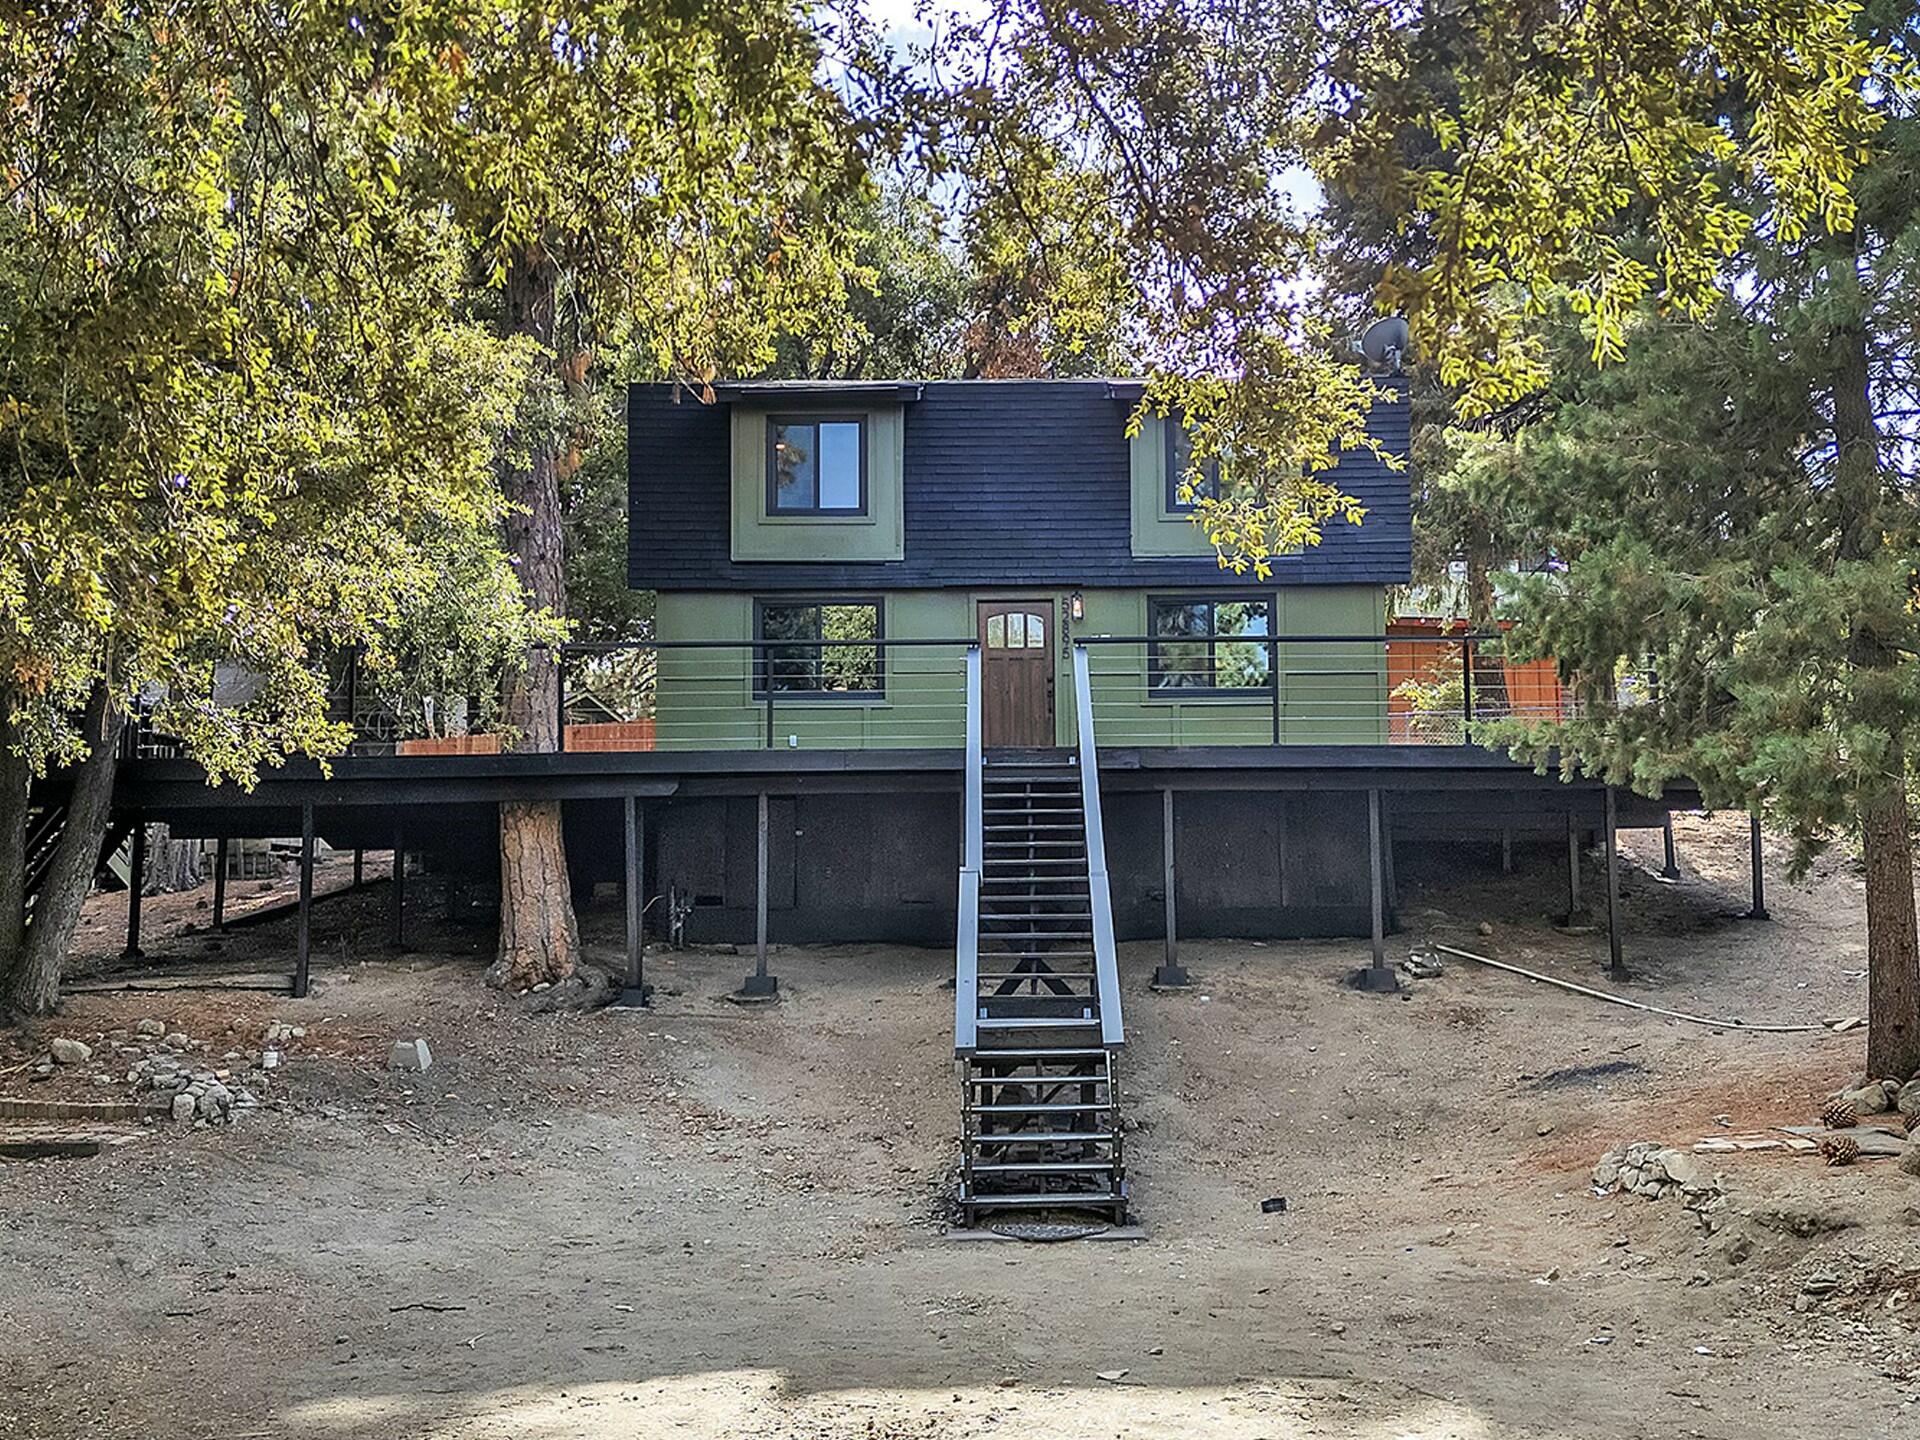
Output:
1840,1083,1893,1116
1476,921,1495,937
197,1083,232,1121
1900,1141,1920,1180
1801,1270,1843,1297
387,1038,433,1073
163,1032,190,1051
1750,1204,1858,1238
170,1093,198,1123
136,1018,167,1038
1656,1148,1706,1191
48,1037,92,1065
1592,1148,1625,1191
1896,1080,1920,1119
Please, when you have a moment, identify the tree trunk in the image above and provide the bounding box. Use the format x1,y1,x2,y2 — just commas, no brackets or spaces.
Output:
490,245,579,992
0,691,28,993
145,823,204,893
1863,774,1920,1078
1830,230,1920,1080
6,682,123,1017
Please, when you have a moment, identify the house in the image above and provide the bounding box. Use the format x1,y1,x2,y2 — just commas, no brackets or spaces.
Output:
106,370,1715,1224
621,376,1670,961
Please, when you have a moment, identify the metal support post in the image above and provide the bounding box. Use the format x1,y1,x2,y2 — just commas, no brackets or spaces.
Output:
739,792,778,997
1604,787,1624,977
211,836,229,932
1152,788,1189,988
122,820,146,959
1661,816,1680,880
616,794,652,1007
294,802,314,998
1354,789,1398,992
1746,813,1770,920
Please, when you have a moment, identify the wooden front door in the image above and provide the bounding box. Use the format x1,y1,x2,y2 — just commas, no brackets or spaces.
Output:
978,600,1055,747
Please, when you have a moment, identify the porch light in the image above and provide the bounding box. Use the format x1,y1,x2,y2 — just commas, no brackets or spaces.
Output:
1068,591,1085,621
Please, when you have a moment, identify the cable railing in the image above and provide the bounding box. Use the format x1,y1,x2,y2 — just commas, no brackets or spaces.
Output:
562,637,974,753
1074,631,1577,748
115,631,1579,762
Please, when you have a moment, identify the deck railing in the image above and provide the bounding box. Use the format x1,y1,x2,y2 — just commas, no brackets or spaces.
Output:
116,631,1579,761
1075,631,1575,748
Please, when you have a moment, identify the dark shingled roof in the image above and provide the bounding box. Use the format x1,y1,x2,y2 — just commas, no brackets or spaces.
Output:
627,378,1411,591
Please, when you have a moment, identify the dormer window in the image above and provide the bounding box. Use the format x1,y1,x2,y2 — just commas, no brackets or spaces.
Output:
1164,421,1221,512
768,416,867,515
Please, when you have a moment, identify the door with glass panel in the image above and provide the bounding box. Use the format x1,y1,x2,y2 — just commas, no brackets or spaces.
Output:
977,600,1055,747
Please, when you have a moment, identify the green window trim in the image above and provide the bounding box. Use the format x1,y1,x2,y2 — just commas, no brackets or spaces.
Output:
1163,419,1221,513
752,596,885,699
1147,594,1275,693
766,414,869,516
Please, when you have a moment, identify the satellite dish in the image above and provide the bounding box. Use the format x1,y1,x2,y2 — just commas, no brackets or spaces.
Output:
1360,316,1410,373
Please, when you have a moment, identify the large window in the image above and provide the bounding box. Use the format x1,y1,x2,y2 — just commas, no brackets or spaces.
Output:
768,416,866,514
755,599,883,697
1149,596,1273,691
1164,421,1221,512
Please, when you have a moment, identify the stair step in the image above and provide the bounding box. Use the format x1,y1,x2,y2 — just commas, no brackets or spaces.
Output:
975,971,1098,983
982,857,1088,867
983,839,1086,848
975,1016,1103,1032
967,1047,1110,1060
975,952,1098,963
956,1191,1125,1209
976,946,1093,957
984,822,1085,832
966,1100,1117,1114
967,1130,1116,1144
968,1160,1119,1175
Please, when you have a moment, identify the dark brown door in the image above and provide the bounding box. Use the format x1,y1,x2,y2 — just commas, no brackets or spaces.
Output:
978,600,1055,747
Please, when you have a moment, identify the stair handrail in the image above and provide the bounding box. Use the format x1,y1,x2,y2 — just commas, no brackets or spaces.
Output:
955,643,983,1054
1071,643,1125,1048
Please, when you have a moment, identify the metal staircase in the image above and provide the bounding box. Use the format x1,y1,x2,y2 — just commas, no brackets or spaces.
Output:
954,646,1127,1225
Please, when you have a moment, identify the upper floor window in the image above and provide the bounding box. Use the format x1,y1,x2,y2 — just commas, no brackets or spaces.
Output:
1149,596,1272,691
1165,421,1221,512
768,416,866,515
755,598,883,697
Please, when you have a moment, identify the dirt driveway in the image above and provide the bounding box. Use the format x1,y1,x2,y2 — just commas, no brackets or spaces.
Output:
2,814,1917,1438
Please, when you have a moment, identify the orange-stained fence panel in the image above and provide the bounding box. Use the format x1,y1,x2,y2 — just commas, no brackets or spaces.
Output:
392,720,656,756
1385,619,1567,741
562,719,657,752
395,734,503,756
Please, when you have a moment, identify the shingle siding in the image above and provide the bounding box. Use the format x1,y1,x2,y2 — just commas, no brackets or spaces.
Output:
626,379,1411,591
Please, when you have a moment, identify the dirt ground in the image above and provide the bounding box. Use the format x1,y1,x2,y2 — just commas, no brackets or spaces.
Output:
2,813,1918,1439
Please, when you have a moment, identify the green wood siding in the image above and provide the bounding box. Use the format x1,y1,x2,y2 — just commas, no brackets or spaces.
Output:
652,586,1387,750
1072,587,1386,746
729,406,905,562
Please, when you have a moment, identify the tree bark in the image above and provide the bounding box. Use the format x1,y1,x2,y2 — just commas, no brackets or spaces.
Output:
6,682,123,1017
1863,773,1920,1078
490,245,580,992
1830,231,1920,1080
0,691,28,994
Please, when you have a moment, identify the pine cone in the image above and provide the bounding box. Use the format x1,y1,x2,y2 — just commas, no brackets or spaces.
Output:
1820,1097,1858,1130
1820,1135,1861,1167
